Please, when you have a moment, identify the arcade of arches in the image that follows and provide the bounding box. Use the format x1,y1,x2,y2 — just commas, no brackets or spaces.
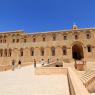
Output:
0,42,93,65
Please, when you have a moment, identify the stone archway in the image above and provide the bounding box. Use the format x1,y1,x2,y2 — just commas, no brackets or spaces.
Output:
72,43,84,60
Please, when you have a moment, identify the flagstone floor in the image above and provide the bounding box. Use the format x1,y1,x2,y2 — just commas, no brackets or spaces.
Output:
0,65,70,95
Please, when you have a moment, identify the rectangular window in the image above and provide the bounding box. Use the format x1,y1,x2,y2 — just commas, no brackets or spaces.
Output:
13,39,15,43
62,47,67,55
21,52,23,56
33,38,36,42
53,36,56,41
4,40,6,43
17,39,19,43
86,34,91,39
0,40,2,43
87,46,92,52
24,39,26,43
31,51,34,56
3,39,6,43
64,36,67,40
43,37,45,41
41,51,44,56
75,35,78,39
51,47,55,56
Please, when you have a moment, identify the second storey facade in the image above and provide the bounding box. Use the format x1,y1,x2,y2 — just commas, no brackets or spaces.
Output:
0,25,95,65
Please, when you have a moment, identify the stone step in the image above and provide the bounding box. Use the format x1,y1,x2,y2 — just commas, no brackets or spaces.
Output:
80,72,95,83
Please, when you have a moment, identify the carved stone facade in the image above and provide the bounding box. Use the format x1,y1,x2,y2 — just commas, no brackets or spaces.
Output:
0,25,95,65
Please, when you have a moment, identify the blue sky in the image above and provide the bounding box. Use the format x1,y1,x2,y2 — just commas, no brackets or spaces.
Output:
0,0,95,33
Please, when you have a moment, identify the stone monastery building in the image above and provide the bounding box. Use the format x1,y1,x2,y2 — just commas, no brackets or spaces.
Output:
0,25,95,65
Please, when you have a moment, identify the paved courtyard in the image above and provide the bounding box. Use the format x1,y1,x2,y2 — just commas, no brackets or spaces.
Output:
0,65,70,95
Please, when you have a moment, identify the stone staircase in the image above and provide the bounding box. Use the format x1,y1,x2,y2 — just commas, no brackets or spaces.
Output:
80,70,95,93
86,62,95,70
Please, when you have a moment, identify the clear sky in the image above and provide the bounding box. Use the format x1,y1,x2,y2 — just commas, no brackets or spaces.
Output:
0,0,95,33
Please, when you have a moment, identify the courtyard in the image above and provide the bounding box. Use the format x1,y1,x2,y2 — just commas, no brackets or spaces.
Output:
0,65,69,95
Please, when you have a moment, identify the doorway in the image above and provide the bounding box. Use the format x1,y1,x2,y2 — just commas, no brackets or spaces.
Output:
72,44,84,60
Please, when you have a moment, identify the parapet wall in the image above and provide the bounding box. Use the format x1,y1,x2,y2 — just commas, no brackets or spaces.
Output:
67,68,90,95
0,62,32,71
35,67,90,95
35,67,67,75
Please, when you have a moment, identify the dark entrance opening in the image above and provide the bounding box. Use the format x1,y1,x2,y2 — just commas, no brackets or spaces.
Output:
72,44,84,60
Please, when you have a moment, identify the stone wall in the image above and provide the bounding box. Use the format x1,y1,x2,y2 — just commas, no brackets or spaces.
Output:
0,27,95,65
35,67,67,75
35,67,91,95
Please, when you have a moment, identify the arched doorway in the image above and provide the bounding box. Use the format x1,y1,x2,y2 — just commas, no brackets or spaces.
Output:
72,43,84,60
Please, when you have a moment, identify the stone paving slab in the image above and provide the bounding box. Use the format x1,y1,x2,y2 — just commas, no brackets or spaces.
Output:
0,65,70,95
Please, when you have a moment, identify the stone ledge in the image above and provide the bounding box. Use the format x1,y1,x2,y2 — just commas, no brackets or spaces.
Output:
67,68,90,95
35,67,67,75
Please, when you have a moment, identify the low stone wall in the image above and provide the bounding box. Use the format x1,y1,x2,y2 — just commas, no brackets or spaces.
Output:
0,62,32,72
21,62,32,67
67,68,90,95
35,67,67,75
35,67,91,95
0,65,11,71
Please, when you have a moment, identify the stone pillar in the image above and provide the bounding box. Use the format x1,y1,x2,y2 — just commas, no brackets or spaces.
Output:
35,47,40,62
12,48,19,64
67,47,72,60
23,47,30,63
45,47,51,59
83,46,87,60
56,46,63,59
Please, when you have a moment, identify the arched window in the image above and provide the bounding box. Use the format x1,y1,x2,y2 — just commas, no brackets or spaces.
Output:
12,34,15,37
43,37,45,41
87,45,92,52
0,49,3,57
0,40,2,43
52,34,56,41
41,47,44,56
62,46,67,55
4,35,7,38
24,39,26,43
20,48,23,56
3,39,6,43
0,35,2,39
33,38,36,42
16,39,19,43
9,48,12,57
75,34,78,39
86,32,91,39
63,35,67,40
0,35,2,43
30,48,34,56
4,49,7,57
51,47,55,56
13,39,15,43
